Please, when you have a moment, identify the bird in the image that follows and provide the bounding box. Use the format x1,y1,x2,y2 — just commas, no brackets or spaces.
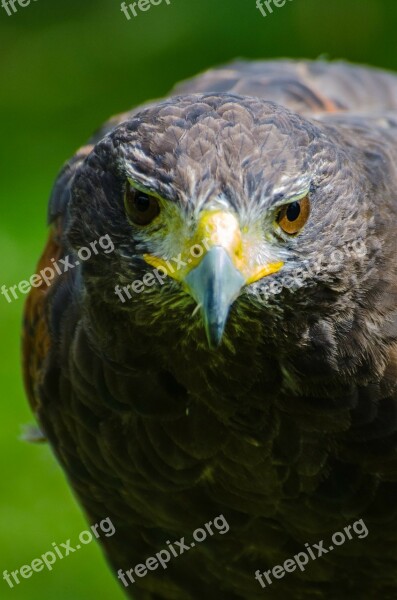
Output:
23,59,397,599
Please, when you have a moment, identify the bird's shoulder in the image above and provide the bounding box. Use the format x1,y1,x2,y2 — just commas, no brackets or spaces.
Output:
22,224,62,413
23,145,92,414
172,59,397,116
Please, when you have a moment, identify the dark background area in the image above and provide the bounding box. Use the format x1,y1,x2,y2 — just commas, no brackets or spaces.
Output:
0,0,395,597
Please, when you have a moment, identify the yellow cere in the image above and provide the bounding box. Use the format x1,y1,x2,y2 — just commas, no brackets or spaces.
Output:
144,210,284,283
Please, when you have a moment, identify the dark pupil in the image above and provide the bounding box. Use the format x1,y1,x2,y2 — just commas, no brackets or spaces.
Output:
286,201,301,221
135,194,151,212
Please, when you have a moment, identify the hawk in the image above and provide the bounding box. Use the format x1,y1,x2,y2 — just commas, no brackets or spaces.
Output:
23,60,397,599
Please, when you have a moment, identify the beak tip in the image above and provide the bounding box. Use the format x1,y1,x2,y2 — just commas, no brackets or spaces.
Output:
205,321,226,348
185,246,245,350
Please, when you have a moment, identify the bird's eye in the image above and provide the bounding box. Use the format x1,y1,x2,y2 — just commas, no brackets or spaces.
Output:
277,195,310,235
124,183,160,226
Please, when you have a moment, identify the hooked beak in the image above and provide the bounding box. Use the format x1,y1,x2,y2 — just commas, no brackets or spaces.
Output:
185,246,245,348
144,210,283,347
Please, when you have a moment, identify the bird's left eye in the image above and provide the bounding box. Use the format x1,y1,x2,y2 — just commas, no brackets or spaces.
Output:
124,183,160,226
277,195,310,235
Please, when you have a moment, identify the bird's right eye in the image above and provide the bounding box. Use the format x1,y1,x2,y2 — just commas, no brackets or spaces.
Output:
124,182,160,226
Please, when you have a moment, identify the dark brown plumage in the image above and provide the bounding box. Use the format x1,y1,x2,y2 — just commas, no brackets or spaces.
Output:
23,60,397,599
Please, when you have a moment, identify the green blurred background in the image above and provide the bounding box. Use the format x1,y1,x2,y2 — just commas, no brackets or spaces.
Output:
0,0,396,597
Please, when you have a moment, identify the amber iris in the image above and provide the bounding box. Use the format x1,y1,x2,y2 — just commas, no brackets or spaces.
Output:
125,183,160,226
277,195,310,234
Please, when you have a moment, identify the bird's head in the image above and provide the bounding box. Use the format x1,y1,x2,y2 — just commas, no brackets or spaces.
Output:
67,94,374,358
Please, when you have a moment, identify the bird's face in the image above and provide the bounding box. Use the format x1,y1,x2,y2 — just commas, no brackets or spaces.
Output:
68,94,371,352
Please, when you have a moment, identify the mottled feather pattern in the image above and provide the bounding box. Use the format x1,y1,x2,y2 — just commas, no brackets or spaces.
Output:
23,60,397,599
